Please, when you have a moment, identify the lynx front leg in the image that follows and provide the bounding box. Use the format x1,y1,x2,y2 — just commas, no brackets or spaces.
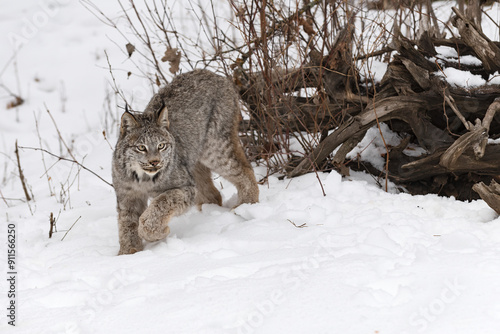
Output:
117,194,148,255
138,187,195,242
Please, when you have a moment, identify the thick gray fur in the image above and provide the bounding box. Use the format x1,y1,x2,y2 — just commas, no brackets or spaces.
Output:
112,70,259,255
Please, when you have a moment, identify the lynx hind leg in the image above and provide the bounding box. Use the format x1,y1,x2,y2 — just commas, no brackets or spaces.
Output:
202,133,259,207
194,162,222,209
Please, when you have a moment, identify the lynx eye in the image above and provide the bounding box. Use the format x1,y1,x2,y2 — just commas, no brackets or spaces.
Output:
158,143,167,151
137,144,147,152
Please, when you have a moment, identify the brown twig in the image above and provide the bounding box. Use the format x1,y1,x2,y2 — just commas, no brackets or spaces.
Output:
103,50,129,107
18,146,113,188
45,106,78,161
102,130,114,150
61,216,82,241
0,189,10,207
287,219,307,228
15,140,31,202
443,91,470,130
228,0,322,67
118,0,168,83
49,212,56,238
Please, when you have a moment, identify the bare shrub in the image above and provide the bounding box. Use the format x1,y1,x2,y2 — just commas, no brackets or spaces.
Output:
85,1,500,207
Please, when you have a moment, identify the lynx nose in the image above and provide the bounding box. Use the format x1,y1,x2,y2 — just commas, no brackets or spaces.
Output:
149,160,160,166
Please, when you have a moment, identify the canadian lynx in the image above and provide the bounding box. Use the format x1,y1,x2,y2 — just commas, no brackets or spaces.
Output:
112,70,259,255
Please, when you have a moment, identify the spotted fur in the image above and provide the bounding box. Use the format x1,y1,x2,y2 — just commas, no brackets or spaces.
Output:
112,70,259,255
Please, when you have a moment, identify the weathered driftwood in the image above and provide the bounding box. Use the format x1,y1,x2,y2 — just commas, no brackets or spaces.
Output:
451,7,500,72
440,98,500,169
288,94,453,177
399,145,500,181
321,16,357,100
238,5,500,206
473,180,500,215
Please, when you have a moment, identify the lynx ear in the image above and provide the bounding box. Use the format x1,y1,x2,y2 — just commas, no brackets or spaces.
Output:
157,106,170,129
120,111,138,135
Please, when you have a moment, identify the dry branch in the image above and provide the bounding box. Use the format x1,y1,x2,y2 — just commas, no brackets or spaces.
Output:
473,180,500,215
440,98,500,169
49,212,56,238
61,216,82,241
15,140,31,202
18,146,113,188
230,0,322,68
272,4,500,204
289,95,429,177
451,7,500,72
89,1,500,205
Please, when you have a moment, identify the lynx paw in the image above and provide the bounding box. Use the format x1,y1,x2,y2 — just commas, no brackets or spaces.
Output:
138,223,170,242
118,234,144,255
138,207,172,242
118,245,143,255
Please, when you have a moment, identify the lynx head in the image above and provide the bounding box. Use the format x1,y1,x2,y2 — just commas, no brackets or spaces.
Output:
118,105,175,179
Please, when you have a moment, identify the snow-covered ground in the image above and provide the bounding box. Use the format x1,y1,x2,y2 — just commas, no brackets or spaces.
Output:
2,1,500,333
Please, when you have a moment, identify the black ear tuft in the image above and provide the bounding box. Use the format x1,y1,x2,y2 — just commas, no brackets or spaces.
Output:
120,111,138,136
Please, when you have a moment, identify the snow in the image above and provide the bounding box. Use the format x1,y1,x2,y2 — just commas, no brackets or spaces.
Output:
432,47,491,88
435,46,459,58
434,46,484,67
429,1,500,89
358,59,388,84
2,1,500,334
435,67,487,88
488,72,500,85
346,123,402,171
